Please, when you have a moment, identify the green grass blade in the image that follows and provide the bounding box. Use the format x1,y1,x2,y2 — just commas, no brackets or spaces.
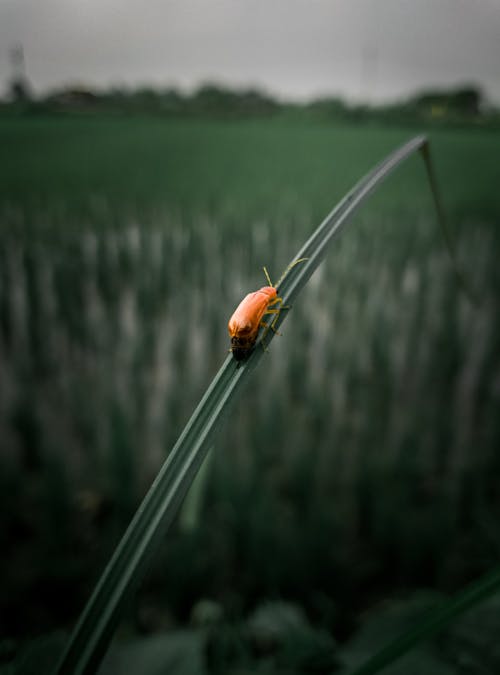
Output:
275,135,429,310
347,566,500,675
54,134,437,675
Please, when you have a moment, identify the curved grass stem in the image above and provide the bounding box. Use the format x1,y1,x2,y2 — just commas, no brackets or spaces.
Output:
53,134,470,675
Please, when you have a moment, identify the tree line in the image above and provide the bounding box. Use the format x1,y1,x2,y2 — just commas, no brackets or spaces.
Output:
3,80,498,127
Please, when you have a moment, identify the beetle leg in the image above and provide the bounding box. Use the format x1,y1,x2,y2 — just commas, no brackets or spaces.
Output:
262,299,291,337
260,316,283,349
263,305,290,315
270,312,282,334
259,296,293,350
266,297,290,314
260,317,280,333
260,309,280,334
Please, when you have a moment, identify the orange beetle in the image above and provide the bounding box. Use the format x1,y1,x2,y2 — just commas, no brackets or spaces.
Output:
228,259,307,361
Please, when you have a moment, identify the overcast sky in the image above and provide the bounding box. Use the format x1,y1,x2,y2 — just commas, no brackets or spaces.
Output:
1,0,499,104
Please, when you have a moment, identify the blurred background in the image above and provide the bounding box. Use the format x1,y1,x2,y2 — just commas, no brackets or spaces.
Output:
1,1,500,673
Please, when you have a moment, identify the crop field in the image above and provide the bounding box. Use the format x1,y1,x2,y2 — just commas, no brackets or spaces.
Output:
1,114,500,671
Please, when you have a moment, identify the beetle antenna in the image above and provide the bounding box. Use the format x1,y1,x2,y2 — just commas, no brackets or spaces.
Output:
276,257,308,287
262,266,274,286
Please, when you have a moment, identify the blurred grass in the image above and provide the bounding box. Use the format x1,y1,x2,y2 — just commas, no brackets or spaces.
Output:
1,114,499,670
2,115,499,222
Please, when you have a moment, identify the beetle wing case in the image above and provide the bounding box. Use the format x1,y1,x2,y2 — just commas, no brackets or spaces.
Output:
228,287,277,361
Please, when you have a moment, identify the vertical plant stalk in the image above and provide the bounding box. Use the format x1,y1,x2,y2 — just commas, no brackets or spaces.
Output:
420,142,477,304
54,135,460,675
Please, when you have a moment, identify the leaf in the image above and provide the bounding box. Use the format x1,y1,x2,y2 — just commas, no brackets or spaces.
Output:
54,134,439,675
98,630,204,675
346,566,500,675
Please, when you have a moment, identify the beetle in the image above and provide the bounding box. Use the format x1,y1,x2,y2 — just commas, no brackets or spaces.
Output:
228,259,307,361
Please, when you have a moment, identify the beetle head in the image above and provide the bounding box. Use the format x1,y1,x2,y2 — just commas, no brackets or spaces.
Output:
230,335,254,361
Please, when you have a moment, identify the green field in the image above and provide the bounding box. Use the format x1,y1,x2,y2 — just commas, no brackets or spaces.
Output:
1,114,500,672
